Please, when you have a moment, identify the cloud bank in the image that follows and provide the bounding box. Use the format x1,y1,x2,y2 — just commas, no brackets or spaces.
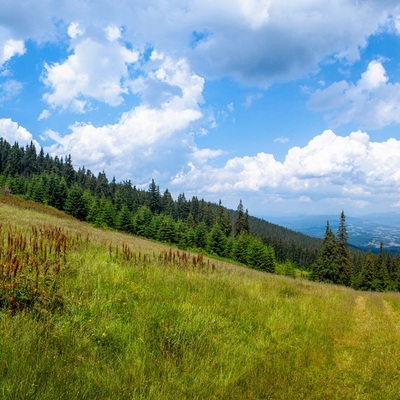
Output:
172,130,400,213
308,60,400,128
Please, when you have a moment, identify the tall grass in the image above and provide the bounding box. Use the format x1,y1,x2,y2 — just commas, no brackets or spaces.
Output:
2,199,400,399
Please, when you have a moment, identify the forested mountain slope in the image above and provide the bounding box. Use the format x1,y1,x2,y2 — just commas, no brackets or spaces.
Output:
1,137,400,292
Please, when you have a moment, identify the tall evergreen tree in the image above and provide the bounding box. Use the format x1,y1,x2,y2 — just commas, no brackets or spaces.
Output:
234,199,250,236
215,199,232,236
64,183,87,220
147,179,162,214
116,205,133,233
208,223,227,257
312,221,342,284
336,211,352,286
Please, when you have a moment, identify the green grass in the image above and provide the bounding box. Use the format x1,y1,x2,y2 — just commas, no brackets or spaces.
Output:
2,196,400,399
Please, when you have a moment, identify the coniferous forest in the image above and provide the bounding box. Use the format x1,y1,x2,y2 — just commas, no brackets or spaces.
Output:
1,137,400,291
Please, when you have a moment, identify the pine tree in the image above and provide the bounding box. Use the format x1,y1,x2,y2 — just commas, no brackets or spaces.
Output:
208,223,227,257
247,239,275,273
336,210,352,286
64,183,87,220
175,193,189,220
312,221,341,284
195,222,208,249
234,200,249,236
162,189,175,216
147,179,162,214
133,206,153,236
374,243,390,291
116,205,133,233
157,215,176,243
215,199,232,236
359,252,376,291
232,233,251,264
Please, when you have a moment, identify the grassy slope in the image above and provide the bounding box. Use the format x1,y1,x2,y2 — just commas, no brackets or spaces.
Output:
1,196,400,399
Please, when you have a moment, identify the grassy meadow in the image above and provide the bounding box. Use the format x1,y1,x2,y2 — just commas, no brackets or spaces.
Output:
1,195,400,399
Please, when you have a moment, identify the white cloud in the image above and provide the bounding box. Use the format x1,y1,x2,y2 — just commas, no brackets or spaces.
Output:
172,130,400,212
0,38,25,65
43,34,139,112
274,137,289,144
0,118,40,148
105,26,121,41
2,0,400,86
244,93,263,108
67,22,85,39
45,55,204,181
38,109,51,121
308,60,400,129
0,79,22,102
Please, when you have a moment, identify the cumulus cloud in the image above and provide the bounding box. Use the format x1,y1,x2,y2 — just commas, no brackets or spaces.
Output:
184,0,400,85
42,31,139,112
172,130,400,211
2,0,400,86
308,60,400,129
0,38,25,66
0,118,40,148
67,22,85,39
44,55,204,181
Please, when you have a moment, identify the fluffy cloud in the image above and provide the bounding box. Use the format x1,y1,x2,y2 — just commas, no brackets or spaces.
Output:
1,38,25,64
184,0,400,85
44,55,204,182
42,28,139,112
0,118,40,148
172,130,400,212
2,0,400,85
308,60,400,128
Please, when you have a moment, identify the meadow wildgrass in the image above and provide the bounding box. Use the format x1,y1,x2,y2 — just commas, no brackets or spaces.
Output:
2,199,400,399
0,223,88,315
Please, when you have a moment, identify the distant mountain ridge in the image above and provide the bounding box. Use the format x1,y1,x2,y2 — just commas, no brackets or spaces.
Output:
265,213,400,252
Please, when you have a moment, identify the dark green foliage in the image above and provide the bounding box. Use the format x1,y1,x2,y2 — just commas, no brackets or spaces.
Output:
195,222,208,249
336,211,352,286
95,198,116,228
64,183,87,220
312,222,342,284
2,137,400,292
215,199,232,236
234,199,249,236
133,206,153,237
157,215,176,243
207,224,227,257
148,179,162,214
247,239,275,273
232,233,251,264
116,205,133,233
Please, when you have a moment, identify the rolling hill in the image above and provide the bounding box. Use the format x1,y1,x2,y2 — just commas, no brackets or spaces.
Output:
1,196,400,399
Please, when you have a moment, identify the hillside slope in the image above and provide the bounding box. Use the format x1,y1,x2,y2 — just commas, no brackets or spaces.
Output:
1,196,400,399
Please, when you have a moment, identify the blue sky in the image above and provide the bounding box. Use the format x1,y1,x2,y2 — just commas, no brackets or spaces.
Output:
1,1,400,217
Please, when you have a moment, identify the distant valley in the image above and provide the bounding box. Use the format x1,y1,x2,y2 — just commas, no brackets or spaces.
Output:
265,213,400,252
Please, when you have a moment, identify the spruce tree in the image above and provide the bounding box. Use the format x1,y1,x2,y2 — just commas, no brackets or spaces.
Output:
64,183,87,220
234,200,250,236
336,211,352,286
208,223,227,257
312,221,341,284
147,179,162,214
116,205,133,233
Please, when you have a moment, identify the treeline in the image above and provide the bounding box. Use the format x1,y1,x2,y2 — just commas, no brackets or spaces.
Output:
2,138,400,291
0,139,279,273
311,211,400,291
